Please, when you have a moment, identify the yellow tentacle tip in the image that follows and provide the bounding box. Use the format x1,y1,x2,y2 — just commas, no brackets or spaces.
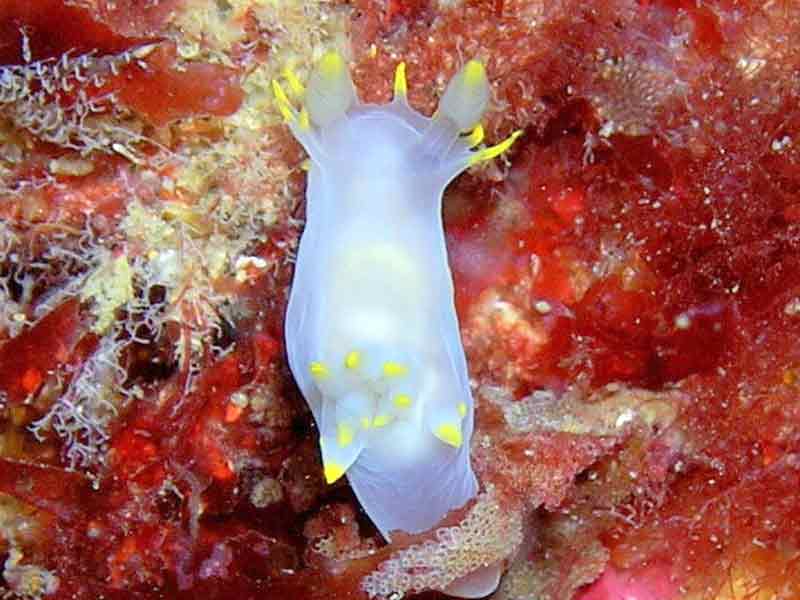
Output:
458,402,467,418
272,79,296,123
372,414,393,428
382,361,409,377
272,79,290,104
282,66,305,97
470,129,524,165
463,60,486,87
309,361,330,379
435,423,463,448
393,394,412,409
345,350,362,370
337,423,355,447
319,50,346,79
465,123,485,147
324,461,346,484
394,61,408,98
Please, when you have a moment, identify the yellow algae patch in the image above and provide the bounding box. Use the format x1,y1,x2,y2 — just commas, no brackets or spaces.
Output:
81,254,134,334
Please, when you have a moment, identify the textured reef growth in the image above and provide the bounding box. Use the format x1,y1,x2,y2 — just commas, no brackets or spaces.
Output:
1,0,800,599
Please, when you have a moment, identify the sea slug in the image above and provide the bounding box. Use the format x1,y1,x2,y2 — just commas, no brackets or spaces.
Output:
276,51,520,595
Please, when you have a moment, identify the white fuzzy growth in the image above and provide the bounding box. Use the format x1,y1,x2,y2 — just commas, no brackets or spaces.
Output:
285,100,480,539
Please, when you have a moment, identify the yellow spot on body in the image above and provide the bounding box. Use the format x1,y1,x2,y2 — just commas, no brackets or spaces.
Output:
463,60,486,87
373,414,392,428
470,130,524,165
319,51,345,79
324,462,346,484
309,361,329,379
383,361,408,377
282,66,305,97
394,62,407,98
394,394,412,408
337,423,354,447
345,350,362,370
466,123,484,147
435,423,463,448
458,402,467,418
360,416,372,430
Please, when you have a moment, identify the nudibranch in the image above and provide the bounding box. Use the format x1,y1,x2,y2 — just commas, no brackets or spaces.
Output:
277,52,520,596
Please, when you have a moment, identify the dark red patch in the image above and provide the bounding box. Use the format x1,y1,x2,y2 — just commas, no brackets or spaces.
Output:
0,299,83,404
115,43,244,127
0,0,142,64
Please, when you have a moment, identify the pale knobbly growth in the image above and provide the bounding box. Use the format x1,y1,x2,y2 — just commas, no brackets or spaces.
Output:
493,384,683,437
361,487,523,598
495,537,609,600
311,535,378,562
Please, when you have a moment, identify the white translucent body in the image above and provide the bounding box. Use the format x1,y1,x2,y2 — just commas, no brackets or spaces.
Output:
285,108,479,537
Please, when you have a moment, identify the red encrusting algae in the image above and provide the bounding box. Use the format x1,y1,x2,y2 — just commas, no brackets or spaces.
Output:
1,0,800,599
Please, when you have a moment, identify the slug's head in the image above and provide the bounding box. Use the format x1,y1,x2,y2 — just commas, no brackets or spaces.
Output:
272,51,522,179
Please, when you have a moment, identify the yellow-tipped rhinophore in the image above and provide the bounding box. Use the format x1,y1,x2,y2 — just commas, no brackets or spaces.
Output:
324,461,346,484
394,62,408,99
305,50,358,128
394,394,412,408
435,423,463,448
462,60,486,88
465,123,485,147
382,361,408,377
309,361,330,379
345,350,362,370
438,59,491,130
470,130,524,165
319,50,346,79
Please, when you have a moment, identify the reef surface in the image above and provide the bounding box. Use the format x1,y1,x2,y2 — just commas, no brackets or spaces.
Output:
0,1,799,599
